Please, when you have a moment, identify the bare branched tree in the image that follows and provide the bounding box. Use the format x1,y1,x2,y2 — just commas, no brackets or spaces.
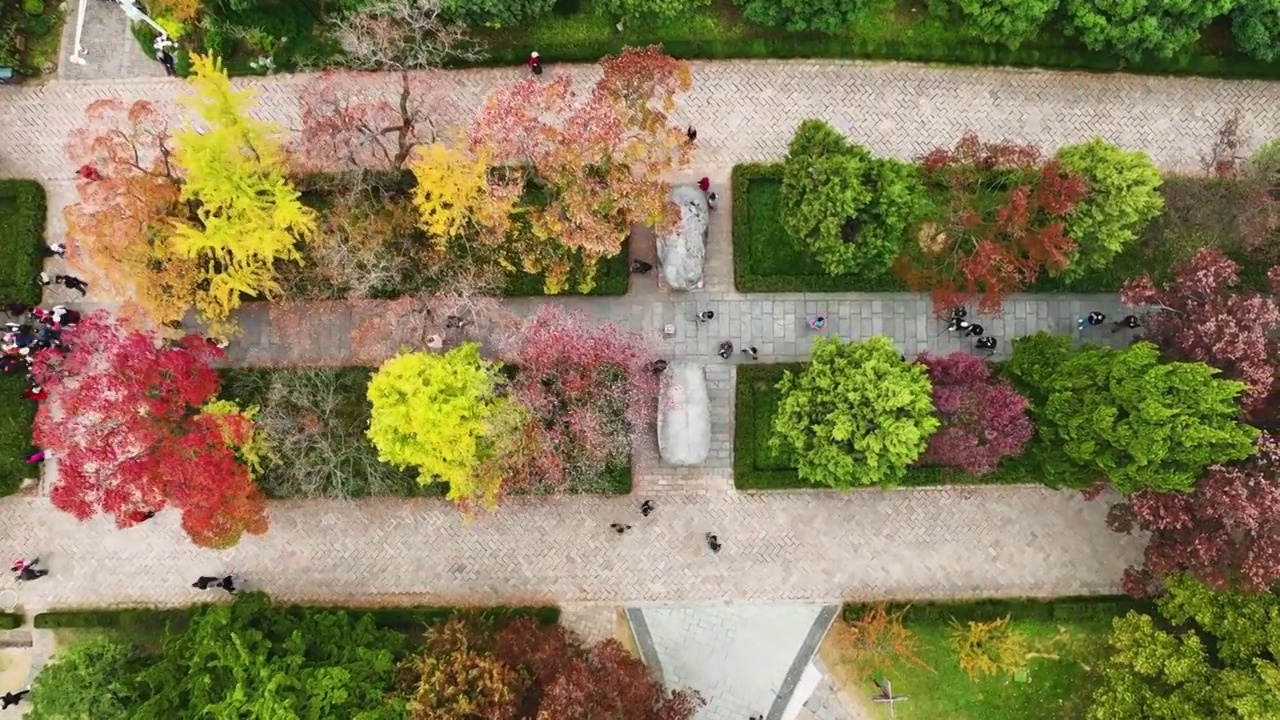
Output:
329,0,484,71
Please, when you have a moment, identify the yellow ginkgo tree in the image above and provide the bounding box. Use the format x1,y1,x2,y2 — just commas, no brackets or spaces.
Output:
365,344,521,508
170,53,316,334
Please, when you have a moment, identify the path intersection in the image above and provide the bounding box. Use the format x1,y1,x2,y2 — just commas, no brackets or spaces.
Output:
10,49,1268,615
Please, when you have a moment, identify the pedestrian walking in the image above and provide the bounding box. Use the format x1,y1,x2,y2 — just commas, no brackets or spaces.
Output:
0,689,29,709
40,242,66,258
609,523,632,534
23,386,46,402
218,575,239,594
25,450,45,464
707,191,718,211
697,176,710,192
192,575,220,590
963,323,984,337
34,272,51,287
630,259,654,275
686,126,697,143
1078,311,1106,330
975,336,998,355
640,500,655,517
527,51,543,76
697,310,715,322
742,346,758,360
808,315,827,330
55,275,88,296
11,558,47,581
1111,314,1141,332
649,359,669,375
705,532,721,553
157,50,177,76
75,165,101,181
718,341,734,359
128,509,157,524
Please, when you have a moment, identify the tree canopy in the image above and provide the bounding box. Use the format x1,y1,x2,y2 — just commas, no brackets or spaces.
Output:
365,344,519,507
1088,574,1280,719
1007,334,1258,493
26,634,148,720
770,336,939,488
780,119,924,279
1065,0,1233,59
915,351,1034,476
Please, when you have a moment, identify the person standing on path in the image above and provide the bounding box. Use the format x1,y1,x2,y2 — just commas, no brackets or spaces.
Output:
610,523,632,534
640,500,654,517
718,341,734,359
54,275,88,296
0,689,29,708
1111,314,1141,332
11,558,47,581
527,51,543,76
1078,311,1106,330
706,533,722,553
697,310,715,322
742,347,758,360
192,576,220,590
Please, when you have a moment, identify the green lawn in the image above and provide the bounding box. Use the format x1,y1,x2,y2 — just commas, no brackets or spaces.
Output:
0,180,46,496
733,164,1261,295
735,364,1051,490
828,599,1143,720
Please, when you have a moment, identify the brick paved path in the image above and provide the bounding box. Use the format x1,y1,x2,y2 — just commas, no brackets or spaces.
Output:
0,61,1171,613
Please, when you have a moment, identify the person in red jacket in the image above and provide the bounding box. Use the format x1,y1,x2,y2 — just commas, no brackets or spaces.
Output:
75,164,101,181
22,386,45,402
527,51,543,76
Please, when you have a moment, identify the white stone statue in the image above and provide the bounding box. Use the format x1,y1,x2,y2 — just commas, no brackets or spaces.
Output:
656,184,708,291
657,361,711,466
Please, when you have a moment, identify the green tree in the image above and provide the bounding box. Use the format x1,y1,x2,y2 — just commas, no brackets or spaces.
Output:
366,344,519,507
172,53,316,335
27,634,149,720
1233,0,1280,61
1056,139,1164,279
134,593,403,720
780,120,924,278
438,0,556,27
770,336,940,488
1088,574,1280,720
1065,0,1232,59
731,0,872,33
928,0,1059,48
597,0,710,23
1013,337,1257,493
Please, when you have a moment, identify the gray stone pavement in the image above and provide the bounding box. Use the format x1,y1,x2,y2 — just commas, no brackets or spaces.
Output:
5,60,1280,183
629,604,835,720
56,0,168,81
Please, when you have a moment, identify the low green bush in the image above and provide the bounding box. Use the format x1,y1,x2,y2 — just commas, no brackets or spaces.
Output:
0,0,63,75
34,604,559,631
0,612,22,629
841,596,1154,624
0,181,45,497
734,364,1049,490
733,163,1262,294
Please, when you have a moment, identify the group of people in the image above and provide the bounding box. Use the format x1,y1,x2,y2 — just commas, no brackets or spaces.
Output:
3,302,80,406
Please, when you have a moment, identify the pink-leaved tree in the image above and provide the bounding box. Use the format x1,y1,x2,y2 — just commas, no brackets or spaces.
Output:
914,351,1034,476
1108,434,1280,596
1121,248,1280,423
496,305,658,494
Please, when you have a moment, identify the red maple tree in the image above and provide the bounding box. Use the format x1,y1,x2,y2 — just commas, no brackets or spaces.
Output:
469,46,692,286
1109,434,1280,596
495,305,658,494
915,352,1034,476
29,312,267,547
495,617,704,720
1121,248,1280,423
897,135,1088,315
291,70,457,172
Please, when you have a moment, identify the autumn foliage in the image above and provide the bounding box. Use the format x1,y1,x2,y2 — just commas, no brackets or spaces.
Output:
915,352,1034,476
1109,434,1280,596
898,135,1088,314
470,45,692,292
397,616,702,720
29,313,267,547
497,305,658,494
1120,247,1280,422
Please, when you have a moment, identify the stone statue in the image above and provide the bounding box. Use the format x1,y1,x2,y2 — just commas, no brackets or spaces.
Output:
657,361,711,466
656,184,708,290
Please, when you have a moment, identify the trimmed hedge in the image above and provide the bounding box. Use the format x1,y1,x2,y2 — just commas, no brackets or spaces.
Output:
0,612,22,629
735,363,1042,490
733,163,1261,295
0,181,45,497
841,596,1153,625
33,604,560,631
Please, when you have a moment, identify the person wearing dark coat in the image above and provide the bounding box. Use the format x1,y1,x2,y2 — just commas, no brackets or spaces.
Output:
0,689,29,708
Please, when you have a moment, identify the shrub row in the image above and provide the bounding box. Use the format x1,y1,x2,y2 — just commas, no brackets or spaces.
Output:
33,604,560,630
841,596,1153,625
734,364,1033,490
0,180,44,497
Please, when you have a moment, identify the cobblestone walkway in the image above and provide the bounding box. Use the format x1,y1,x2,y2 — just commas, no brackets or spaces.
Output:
0,60,1168,613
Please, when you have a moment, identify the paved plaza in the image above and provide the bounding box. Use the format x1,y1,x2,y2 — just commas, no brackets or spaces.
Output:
0,35,1221,716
